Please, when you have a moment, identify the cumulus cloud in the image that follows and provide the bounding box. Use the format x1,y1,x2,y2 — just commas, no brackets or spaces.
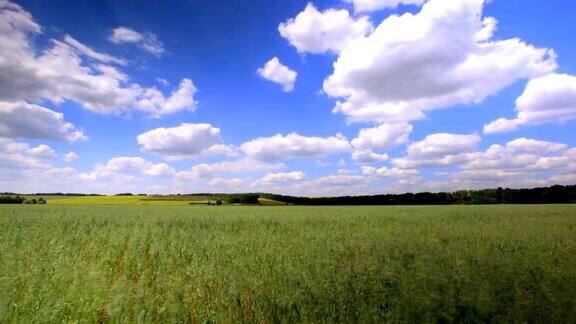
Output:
351,122,412,150
137,123,233,159
0,101,87,142
255,171,305,186
351,150,388,164
461,138,570,171
344,0,426,13
257,57,297,92
278,3,372,54
323,0,557,124
63,151,79,162
241,133,351,162
175,158,284,181
361,165,420,177
80,157,174,181
208,177,246,189
0,138,56,168
484,73,576,134
393,133,481,169
108,26,164,57
0,1,195,117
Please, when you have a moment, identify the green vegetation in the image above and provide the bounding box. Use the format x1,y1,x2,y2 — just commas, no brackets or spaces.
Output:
1,204,575,322
4,184,575,206
47,195,211,205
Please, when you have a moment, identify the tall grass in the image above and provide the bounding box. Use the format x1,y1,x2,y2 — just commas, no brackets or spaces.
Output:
1,205,575,322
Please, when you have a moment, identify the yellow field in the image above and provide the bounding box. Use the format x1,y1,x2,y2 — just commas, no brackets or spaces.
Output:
47,195,210,205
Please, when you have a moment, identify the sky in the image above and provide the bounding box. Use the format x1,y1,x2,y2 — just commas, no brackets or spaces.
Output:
1,0,575,196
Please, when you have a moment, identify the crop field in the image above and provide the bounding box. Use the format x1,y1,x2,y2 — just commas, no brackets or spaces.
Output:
1,204,575,322
46,195,213,205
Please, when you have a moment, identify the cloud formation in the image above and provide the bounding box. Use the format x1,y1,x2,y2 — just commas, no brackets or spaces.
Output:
0,2,195,117
393,133,481,169
322,0,557,123
279,3,372,54
352,122,412,150
344,0,426,13
0,102,86,142
241,133,351,161
484,73,576,133
257,57,297,92
109,26,165,57
137,123,233,159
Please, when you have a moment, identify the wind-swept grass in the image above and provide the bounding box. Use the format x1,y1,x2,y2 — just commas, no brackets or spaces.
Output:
1,205,575,322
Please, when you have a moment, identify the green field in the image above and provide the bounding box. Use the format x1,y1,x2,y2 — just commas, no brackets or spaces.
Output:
46,195,213,205
1,205,575,322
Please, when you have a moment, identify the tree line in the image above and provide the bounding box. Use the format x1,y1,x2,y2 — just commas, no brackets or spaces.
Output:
0,195,46,204
1,185,574,205
260,185,576,205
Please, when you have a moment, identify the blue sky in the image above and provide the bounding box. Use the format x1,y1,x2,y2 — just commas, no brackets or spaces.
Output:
1,0,575,195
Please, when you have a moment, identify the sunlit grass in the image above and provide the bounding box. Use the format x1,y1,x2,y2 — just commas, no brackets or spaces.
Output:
1,205,575,322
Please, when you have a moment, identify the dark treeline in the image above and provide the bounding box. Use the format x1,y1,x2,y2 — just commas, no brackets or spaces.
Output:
0,195,45,204
0,195,26,204
0,192,102,197
261,185,576,205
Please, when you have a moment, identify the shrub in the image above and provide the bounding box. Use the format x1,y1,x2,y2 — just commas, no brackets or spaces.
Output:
0,195,26,204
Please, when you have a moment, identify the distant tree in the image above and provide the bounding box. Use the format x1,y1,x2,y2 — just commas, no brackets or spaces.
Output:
23,198,37,204
0,195,25,204
216,199,223,206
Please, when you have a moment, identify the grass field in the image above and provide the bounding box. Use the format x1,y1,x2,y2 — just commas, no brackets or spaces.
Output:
1,205,575,322
46,195,213,205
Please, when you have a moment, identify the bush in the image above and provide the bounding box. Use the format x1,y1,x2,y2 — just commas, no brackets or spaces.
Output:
0,195,25,204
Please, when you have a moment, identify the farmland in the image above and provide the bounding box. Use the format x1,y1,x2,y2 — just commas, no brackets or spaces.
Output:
1,204,576,322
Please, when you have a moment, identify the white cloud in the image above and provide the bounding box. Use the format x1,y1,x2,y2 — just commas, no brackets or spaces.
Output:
312,174,366,187
256,171,305,185
156,77,169,86
0,2,194,117
80,157,174,181
257,57,297,92
0,138,56,168
208,177,246,189
108,26,164,57
63,151,79,162
393,133,481,169
137,123,233,159
241,133,351,162
109,26,143,43
461,138,570,171
176,158,284,181
323,0,557,124
63,35,127,65
484,73,576,134
352,150,388,164
278,3,372,54
361,165,420,177
0,101,87,142
344,0,426,13
351,122,412,150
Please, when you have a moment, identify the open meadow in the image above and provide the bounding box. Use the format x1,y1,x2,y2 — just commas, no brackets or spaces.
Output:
1,204,576,322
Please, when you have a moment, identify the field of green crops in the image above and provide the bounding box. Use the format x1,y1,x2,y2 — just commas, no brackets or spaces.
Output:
45,195,213,205
1,204,575,322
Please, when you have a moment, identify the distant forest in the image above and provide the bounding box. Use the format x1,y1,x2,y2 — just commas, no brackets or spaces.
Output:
261,185,576,205
2,184,575,205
